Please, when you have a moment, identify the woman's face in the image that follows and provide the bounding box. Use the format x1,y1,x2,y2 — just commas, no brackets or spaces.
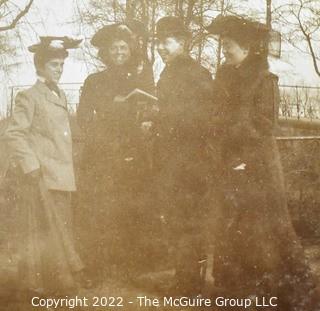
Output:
38,58,65,84
157,36,185,64
222,37,249,66
107,39,131,66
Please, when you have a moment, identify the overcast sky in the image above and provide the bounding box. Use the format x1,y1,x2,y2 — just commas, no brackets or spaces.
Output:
0,0,319,116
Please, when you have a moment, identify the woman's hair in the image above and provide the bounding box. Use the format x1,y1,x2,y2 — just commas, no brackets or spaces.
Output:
34,49,68,74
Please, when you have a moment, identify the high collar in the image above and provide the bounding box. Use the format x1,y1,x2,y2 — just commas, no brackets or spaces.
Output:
35,79,52,94
236,59,257,79
233,56,269,80
166,54,192,69
36,77,60,93
34,80,67,109
108,59,140,76
37,76,59,87
109,64,130,72
37,76,46,84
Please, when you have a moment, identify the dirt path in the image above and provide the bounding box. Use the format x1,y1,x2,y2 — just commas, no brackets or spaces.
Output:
1,241,320,311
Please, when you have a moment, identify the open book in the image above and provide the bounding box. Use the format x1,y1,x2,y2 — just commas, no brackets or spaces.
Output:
124,88,158,102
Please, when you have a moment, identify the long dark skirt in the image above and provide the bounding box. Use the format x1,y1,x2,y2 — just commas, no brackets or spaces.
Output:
17,179,83,295
76,140,163,282
153,141,211,295
212,140,319,310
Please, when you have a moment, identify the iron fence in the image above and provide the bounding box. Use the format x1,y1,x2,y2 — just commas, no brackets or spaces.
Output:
279,85,320,120
7,83,320,121
8,83,82,117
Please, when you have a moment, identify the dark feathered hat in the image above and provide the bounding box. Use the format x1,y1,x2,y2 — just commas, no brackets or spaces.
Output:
155,16,190,39
29,36,82,70
91,24,134,48
206,15,281,57
206,15,269,45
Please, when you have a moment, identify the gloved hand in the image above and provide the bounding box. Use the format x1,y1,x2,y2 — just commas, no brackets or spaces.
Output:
25,168,41,184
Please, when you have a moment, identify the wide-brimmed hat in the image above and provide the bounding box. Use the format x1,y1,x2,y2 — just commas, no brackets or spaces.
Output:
206,15,282,57
28,36,82,54
28,36,82,67
91,24,134,48
155,16,190,39
206,15,269,44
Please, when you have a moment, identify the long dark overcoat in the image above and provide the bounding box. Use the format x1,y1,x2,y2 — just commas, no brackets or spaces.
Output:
155,54,213,293
211,59,318,310
76,62,156,277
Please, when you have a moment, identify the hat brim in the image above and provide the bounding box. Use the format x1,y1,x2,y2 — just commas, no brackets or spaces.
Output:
91,24,133,48
154,30,190,39
28,44,42,53
206,15,269,38
28,36,82,53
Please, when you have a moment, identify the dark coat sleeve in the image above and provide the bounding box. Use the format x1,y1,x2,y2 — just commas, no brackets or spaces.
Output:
221,72,280,141
252,73,280,136
183,66,213,133
77,75,96,133
196,69,215,137
138,62,156,95
135,62,157,123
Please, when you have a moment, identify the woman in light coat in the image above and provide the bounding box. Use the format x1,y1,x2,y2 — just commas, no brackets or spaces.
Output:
4,37,83,296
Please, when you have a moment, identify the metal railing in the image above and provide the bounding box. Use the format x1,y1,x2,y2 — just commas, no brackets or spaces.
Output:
7,83,320,121
279,85,320,120
8,83,82,117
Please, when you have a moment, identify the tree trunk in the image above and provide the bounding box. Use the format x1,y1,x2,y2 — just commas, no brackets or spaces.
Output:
197,0,204,62
150,0,156,64
216,0,225,66
266,0,272,29
175,0,184,18
185,0,195,27
126,0,134,21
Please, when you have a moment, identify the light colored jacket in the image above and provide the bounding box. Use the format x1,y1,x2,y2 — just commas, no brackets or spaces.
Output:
5,80,76,191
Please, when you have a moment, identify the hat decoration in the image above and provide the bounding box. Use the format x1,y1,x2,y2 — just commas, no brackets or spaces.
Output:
49,40,65,49
118,24,133,33
28,36,83,53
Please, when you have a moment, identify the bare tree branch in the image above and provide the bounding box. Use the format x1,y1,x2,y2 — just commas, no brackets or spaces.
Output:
0,0,34,32
295,0,320,77
274,0,320,78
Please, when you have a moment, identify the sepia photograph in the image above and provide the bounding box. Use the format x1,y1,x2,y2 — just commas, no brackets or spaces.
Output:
0,0,319,310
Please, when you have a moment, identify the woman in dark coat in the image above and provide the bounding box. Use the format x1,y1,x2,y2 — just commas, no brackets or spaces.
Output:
207,15,320,310
76,24,155,284
153,17,214,296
